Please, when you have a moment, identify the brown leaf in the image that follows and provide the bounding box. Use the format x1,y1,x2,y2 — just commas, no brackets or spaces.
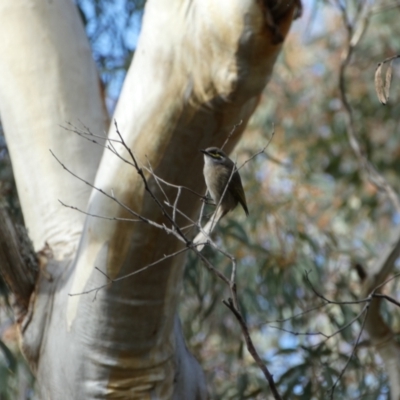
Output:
374,63,386,105
384,60,393,103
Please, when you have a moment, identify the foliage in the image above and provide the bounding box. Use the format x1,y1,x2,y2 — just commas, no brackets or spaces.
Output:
181,1,400,399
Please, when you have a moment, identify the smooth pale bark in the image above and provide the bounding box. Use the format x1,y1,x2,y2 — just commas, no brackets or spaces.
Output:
0,0,108,260
0,0,297,398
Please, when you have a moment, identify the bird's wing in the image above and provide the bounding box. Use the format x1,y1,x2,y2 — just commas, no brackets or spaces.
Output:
230,170,249,216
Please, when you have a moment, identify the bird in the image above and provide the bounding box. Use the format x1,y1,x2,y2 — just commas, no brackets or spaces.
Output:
193,147,248,250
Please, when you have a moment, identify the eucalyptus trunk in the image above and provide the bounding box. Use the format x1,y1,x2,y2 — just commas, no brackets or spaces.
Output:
0,0,298,398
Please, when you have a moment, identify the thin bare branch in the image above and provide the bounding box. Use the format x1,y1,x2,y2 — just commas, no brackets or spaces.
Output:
59,200,142,223
223,298,283,400
373,293,400,308
143,162,206,199
329,304,370,399
221,120,243,150
269,304,368,348
113,121,190,241
237,126,275,172
267,325,330,338
69,248,189,297
304,271,371,305
50,149,186,244
262,302,327,325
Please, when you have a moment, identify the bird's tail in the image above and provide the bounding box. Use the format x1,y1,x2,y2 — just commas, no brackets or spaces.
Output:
193,206,225,251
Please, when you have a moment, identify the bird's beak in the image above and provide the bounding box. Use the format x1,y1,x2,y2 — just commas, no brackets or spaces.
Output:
200,149,208,155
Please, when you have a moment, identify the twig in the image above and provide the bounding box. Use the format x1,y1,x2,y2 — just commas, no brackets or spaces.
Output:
143,162,205,199
329,303,370,399
50,149,186,244
262,302,327,325
59,200,142,223
69,248,190,296
221,120,243,150
304,271,371,305
223,298,283,400
237,126,275,172
269,304,368,347
113,121,190,241
372,293,400,308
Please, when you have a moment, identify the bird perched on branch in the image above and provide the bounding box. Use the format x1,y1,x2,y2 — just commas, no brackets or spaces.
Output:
194,147,248,250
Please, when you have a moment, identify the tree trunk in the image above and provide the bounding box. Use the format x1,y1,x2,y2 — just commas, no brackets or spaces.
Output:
0,0,297,398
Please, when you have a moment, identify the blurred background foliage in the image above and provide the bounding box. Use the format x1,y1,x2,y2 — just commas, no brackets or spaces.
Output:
1,0,400,399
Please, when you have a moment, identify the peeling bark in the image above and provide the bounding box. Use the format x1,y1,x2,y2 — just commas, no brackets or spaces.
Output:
0,208,37,316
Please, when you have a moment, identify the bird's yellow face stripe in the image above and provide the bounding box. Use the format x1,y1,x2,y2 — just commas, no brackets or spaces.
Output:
209,152,222,159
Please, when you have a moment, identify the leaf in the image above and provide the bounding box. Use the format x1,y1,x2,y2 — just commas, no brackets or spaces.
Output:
375,55,400,105
302,380,312,398
237,372,249,397
224,219,249,243
374,63,387,105
384,60,393,102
